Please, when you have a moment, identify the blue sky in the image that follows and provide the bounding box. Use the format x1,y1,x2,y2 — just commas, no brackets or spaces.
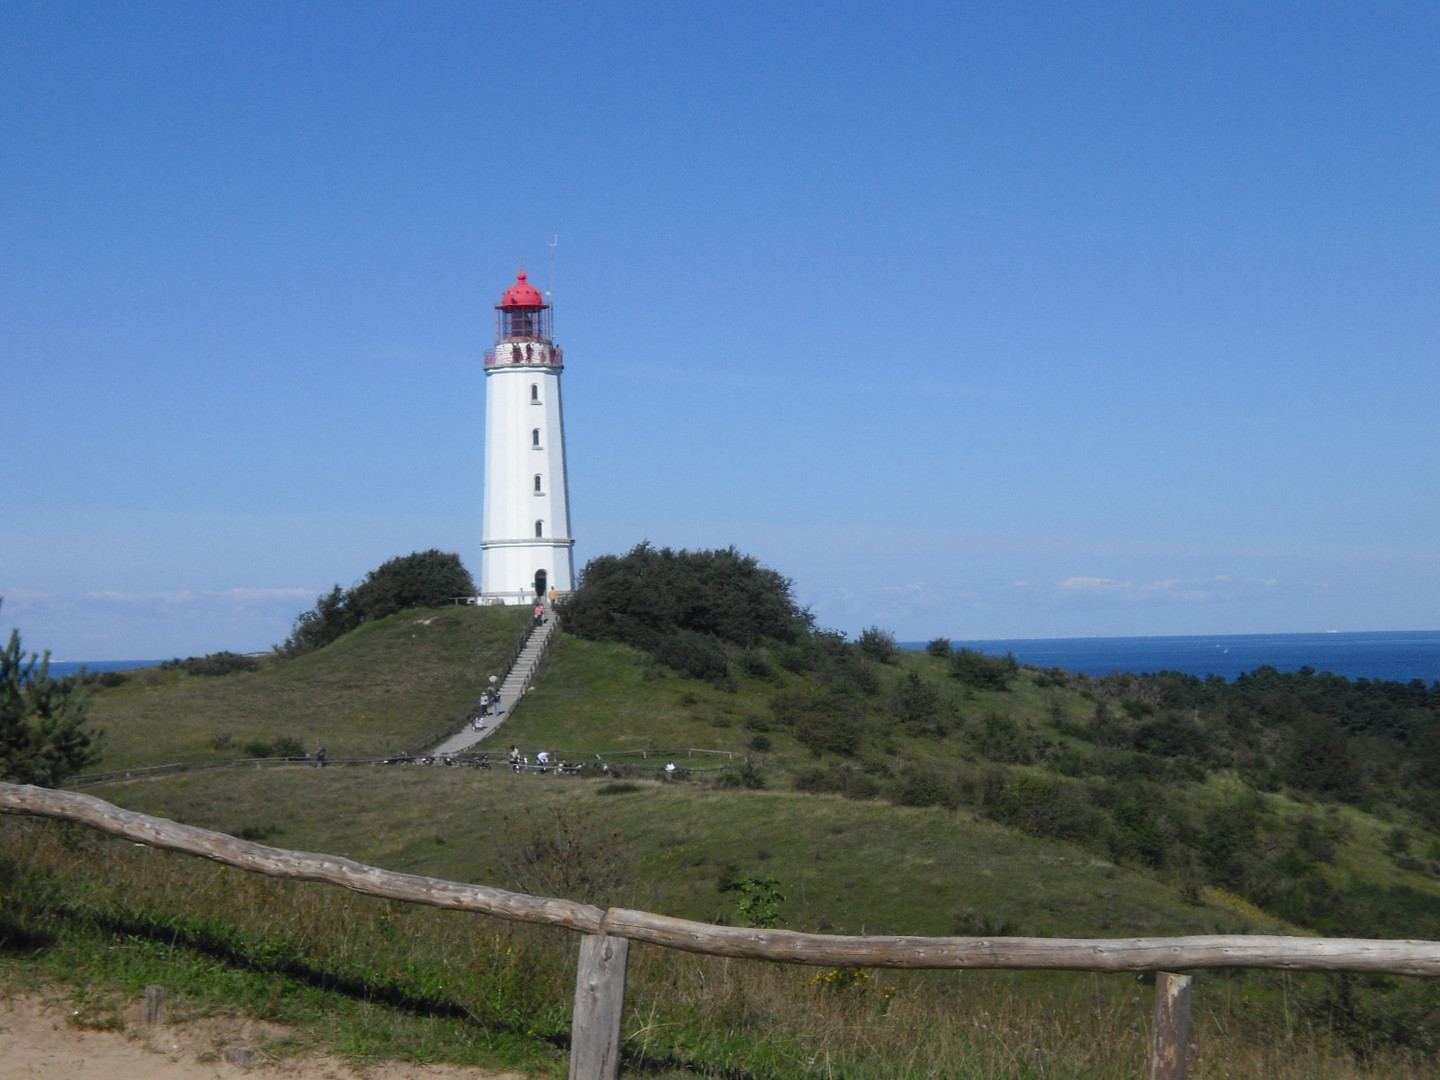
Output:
3,2,1437,659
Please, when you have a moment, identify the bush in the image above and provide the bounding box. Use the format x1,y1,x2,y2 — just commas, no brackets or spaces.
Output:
772,685,867,756
857,627,898,664
563,542,811,651
984,771,1108,846
653,629,731,684
740,648,774,678
281,584,362,655
281,551,474,655
926,637,952,659
895,671,951,737
951,648,1019,691
272,736,306,759
351,550,475,623
0,624,102,786
793,762,881,800
160,651,259,677
890,764,963,809
795,710,866,756
972,711,1036,764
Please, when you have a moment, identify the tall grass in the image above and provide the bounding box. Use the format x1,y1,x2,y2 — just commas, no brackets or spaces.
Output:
0,814,1432,1079
87,604,530,769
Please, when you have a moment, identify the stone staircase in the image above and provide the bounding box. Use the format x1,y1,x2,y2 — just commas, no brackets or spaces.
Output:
428,609,560,756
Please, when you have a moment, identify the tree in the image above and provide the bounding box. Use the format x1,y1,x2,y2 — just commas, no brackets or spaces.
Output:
281,551,475,656
351,550,475,622
281,584,360,656
562,542,811,653
857,626,899,664
950,647,1020,691
0,619,102,786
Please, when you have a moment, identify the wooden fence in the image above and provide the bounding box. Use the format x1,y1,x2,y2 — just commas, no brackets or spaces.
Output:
4,782,1439,1080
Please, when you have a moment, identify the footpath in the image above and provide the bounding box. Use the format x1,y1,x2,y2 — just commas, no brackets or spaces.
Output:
428,608,559,757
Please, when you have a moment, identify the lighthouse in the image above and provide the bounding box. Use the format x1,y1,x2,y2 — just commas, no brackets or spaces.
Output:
479,269,575,604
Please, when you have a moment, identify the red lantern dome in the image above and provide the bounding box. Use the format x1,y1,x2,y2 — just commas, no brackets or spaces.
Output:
494,268,551,342
498,270,545,309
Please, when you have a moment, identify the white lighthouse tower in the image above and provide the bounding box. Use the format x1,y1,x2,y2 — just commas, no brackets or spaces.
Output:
479,269,575,604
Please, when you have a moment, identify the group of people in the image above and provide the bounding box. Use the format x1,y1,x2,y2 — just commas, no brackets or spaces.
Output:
471,687,503,731
506,746,574,774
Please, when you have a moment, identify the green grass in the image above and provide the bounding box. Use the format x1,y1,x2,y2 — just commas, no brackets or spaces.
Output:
22,618,1440,1076
514,634,774,753
85,604,530,768
97,766,1271,940
2,812,1431,1080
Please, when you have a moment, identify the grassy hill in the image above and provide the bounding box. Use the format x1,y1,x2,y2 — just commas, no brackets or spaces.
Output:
5,608,1440,1077
85,603,530,768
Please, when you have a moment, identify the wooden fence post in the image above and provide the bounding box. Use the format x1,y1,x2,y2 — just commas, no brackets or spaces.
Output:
1149,971,1192,1080
569,932,630,1080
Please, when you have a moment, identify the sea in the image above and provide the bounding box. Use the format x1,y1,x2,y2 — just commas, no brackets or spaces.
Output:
43,630,1440,685
46,659,167,678
900,630,1440,684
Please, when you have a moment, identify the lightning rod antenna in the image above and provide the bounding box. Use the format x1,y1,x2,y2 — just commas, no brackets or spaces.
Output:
546,235,558,338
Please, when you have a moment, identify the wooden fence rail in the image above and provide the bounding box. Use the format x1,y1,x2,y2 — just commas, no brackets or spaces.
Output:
3,782,1439,1080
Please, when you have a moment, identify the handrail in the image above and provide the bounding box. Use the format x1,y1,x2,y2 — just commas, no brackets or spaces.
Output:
7,781,1439,1080
403,618,538,756
5,783,1438,975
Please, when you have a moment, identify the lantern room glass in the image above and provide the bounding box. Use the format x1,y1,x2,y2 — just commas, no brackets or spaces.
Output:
497,305,552,342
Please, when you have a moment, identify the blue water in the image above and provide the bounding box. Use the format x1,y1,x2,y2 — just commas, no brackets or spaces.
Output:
903,630,1440,684
46,631,1440,684
46,659,166,678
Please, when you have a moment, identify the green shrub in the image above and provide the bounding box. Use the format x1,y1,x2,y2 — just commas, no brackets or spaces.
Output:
0,624,101,786
793,762,881,800
272,736,306,759
950,648,1019,690
890,764,963,809
740,648,774,678
926,637,952,658
160,652,259,677
653,629,731,684
350,550,475,623
857,626,898,664
562,542,810,651
972,711,1036,764
895,671,951,737
281,550,474,656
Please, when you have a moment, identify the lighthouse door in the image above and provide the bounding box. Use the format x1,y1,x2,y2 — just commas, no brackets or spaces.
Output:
534,569,547,600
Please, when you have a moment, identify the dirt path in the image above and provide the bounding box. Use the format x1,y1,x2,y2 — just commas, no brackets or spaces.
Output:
0,993,529,1080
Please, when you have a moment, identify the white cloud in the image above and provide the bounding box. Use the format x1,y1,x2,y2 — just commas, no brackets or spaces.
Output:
1140,578,1182,592
1061,576,1123,592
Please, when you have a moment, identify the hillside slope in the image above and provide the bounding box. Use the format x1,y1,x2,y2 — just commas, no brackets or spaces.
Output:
86,604,530,769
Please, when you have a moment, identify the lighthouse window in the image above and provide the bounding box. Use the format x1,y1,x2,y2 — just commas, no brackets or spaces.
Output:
530,384,539,403
534,474,543,494
532,428,541,448
535,520,544,538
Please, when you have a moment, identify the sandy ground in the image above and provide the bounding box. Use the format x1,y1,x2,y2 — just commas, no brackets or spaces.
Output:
0,993,530,1080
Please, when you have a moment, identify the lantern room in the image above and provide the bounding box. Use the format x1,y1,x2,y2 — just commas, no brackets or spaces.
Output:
495,270,552,342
